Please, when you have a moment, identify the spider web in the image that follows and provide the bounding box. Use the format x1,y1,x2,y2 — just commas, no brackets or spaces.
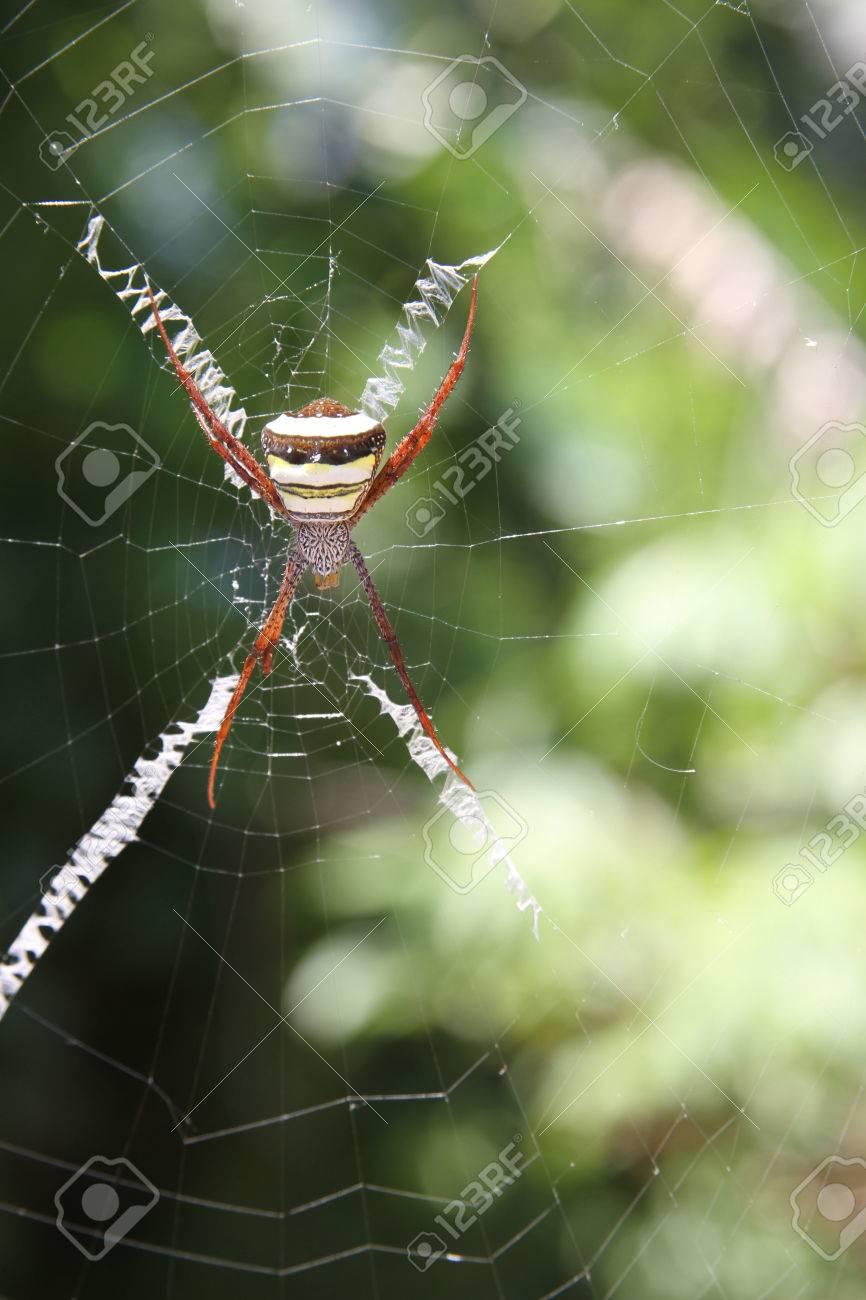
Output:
1,0,866,1296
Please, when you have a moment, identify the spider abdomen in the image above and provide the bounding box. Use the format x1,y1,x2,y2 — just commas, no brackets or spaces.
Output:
261,400,385,521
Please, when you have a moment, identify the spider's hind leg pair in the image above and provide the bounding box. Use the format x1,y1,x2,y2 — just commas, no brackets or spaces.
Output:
145,278,478,807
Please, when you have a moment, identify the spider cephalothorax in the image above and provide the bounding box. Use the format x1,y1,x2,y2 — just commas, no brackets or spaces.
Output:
145,279,478,807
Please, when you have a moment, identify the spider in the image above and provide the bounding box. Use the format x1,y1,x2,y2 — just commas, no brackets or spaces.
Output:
145,279,478,808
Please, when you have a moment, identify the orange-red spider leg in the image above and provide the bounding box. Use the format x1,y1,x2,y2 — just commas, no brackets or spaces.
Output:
145,283,290,520
348,543,474,790
352,275,478,522
208,550,306,808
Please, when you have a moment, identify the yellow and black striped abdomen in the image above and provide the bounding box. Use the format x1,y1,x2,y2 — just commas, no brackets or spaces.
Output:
261,401,386,522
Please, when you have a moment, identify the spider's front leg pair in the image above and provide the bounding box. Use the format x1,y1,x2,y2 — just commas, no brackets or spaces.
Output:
146,277,477,806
